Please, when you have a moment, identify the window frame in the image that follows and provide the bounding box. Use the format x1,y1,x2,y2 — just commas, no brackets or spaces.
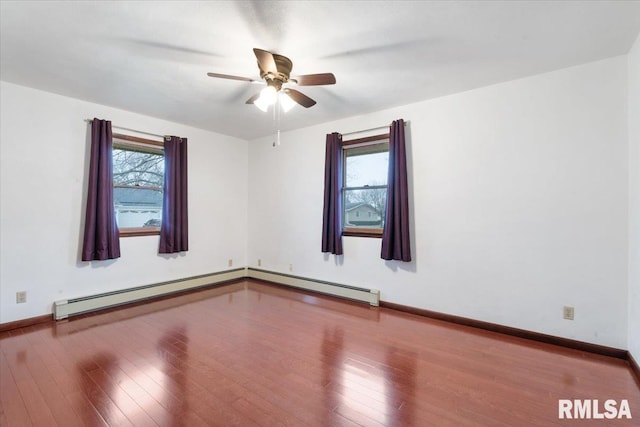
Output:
112,133,164,238
342,133,390,238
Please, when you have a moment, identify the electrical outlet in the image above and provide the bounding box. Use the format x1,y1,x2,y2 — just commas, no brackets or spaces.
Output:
228,259,233,267
289,264,293,272
563,306,574,320
16,291,27,304
258,259,262,267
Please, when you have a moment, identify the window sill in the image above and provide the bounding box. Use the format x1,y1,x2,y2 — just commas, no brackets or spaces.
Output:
343,228,383,238
119,227,160,237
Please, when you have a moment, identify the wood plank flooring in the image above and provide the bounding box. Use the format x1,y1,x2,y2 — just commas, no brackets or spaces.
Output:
1,279,638,426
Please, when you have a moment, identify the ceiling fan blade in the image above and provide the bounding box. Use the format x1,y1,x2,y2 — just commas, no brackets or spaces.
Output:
291,73,336,86
245,93,260,104
207,72,257,83
253,48,278,75
283,88,316,108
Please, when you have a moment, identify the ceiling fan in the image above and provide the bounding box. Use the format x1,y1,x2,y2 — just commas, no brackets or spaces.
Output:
207,48,336,112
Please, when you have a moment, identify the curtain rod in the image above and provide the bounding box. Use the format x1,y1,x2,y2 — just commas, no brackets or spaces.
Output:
341,120,408,137
84,119,165,139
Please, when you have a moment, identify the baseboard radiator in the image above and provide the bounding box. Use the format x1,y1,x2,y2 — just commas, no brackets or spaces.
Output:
53,267,379,320
54,268,246,320
247,267,380,306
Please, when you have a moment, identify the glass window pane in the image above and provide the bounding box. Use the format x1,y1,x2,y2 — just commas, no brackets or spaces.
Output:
343,188,386,229
113,148,164,188
345,145,389,188
113,187,163,228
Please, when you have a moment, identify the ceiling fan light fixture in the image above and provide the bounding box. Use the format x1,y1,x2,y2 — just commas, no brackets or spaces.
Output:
279,92,296,112
208,48,332,111
254,85,277,111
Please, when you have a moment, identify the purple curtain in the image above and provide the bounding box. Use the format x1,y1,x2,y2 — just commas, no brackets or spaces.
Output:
321,132,343,255
381,119,411,262
81,119,121,261
159,136,189,253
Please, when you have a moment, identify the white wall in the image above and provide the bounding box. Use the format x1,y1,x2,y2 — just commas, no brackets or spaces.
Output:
248,56,629,348
628,34,640,361
0,82,248,324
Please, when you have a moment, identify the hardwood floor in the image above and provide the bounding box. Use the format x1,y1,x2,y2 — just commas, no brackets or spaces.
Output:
1,279,638,426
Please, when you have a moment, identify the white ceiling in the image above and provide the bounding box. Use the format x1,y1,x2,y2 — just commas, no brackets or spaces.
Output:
1,1,639,140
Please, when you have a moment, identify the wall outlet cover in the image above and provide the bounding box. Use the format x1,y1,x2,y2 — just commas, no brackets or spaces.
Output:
16,291,27,304
563,306,575,320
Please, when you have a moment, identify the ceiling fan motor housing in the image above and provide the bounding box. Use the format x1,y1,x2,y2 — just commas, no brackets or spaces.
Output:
259,53,293,90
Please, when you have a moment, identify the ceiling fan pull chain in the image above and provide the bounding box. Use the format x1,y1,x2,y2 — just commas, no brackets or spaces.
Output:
276,98,282,146
272,100,281,147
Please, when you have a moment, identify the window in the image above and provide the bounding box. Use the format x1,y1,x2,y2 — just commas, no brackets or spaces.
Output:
342,134,389,237
112,134,164,237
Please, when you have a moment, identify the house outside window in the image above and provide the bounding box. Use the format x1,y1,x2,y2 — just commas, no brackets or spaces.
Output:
112,135,164,237
342,134,389,237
